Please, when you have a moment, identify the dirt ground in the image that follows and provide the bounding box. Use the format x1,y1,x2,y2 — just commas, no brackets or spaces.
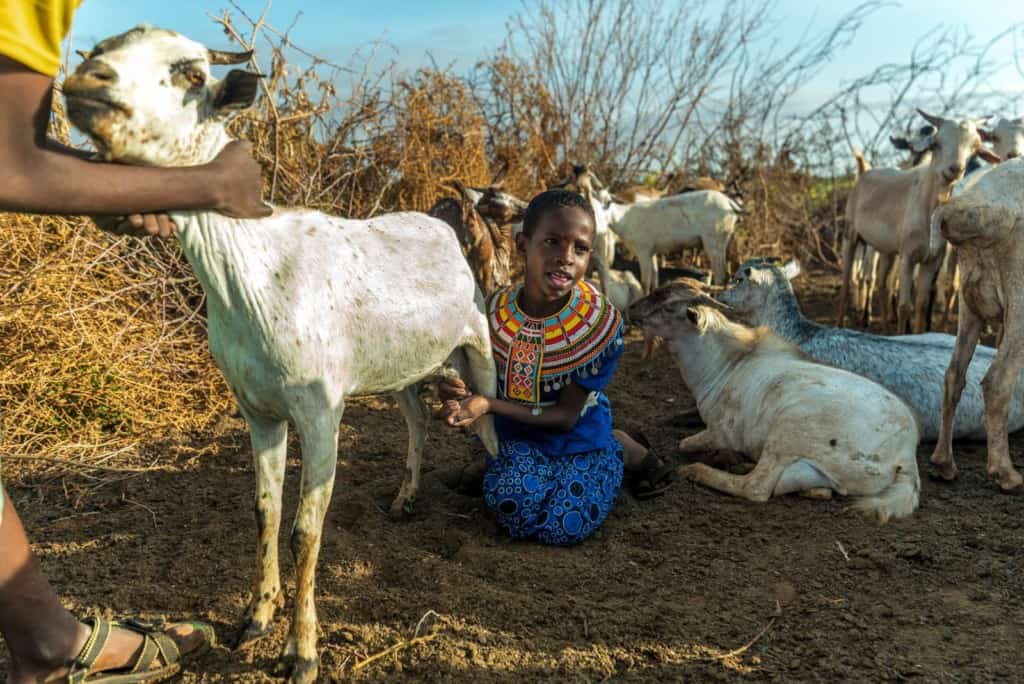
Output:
3,266,1024,682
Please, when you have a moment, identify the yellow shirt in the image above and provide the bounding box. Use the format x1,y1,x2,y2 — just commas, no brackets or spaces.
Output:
0,0,83,77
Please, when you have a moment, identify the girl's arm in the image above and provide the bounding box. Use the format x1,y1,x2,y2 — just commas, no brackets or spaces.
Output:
443,383,592,433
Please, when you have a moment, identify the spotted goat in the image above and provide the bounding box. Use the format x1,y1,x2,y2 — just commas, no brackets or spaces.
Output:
64,25,499,684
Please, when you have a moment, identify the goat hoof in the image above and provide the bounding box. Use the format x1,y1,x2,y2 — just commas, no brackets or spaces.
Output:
388,495,416,520
799,487,833,501
236,619,273,648
276,654,318,684
288,657,319,684
927,460,959,482
991,470,1024,493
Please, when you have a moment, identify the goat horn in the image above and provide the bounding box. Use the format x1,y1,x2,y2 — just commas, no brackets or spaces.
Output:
208,48,254,65
916,108,944,128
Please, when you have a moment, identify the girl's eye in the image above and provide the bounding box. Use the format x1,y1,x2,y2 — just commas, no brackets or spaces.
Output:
544,238,558,246
575,246,590,255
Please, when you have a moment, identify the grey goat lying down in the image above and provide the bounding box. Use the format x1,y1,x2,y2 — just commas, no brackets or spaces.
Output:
717,258,1024,441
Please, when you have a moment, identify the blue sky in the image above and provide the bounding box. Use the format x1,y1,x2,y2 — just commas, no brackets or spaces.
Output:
67,0,1023,115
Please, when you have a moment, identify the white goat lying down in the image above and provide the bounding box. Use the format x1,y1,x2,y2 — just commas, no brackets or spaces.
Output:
64,26,498,684
629,279,921,523
718,258,1024,441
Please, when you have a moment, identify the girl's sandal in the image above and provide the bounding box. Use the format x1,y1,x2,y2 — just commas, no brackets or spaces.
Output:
623,431,675,500
66,616,214,684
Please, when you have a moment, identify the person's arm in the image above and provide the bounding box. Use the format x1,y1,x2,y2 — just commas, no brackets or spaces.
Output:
442,382,593,433
0,56,271,219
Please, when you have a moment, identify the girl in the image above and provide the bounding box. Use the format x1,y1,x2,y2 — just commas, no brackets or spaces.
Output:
439,189,673,546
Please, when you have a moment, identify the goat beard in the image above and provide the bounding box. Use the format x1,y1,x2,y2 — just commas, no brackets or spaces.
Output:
66,105,125,161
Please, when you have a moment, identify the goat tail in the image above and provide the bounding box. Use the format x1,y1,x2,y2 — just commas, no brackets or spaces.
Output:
853,149,871,176
851,464,920,525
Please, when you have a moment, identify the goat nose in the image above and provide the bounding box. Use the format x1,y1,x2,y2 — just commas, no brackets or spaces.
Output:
75,59,118,85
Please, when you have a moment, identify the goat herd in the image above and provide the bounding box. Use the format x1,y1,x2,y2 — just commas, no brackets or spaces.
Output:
59,25,1024,683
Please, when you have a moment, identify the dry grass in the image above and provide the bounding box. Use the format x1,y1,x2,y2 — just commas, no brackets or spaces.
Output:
0,7,854,496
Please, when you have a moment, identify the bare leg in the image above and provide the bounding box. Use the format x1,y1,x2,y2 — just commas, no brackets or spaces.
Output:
872,252,895,328
281,411,341,684
675,428,721,456
913,254,943,333
0,489,206,684
938,248,958,328
390,386,429,518
702,235,729,285
929,305,983,480
640,332,660,361
678,447,798,503
837,236,858,327
462,341,499,456
981,313,1024,491
238,413,288,645
896,255,915,334
638,249,656,295
611,429,649,468
856,245,872,325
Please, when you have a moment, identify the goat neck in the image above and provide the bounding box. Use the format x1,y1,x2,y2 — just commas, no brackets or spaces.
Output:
755,285,820,345
176,123,234,167
666,320,743,413
168,208,274,323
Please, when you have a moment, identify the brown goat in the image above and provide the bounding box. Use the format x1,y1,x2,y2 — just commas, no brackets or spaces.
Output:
429,184,519,296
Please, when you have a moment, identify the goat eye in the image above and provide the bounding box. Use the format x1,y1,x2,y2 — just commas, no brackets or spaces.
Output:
187,69,206,87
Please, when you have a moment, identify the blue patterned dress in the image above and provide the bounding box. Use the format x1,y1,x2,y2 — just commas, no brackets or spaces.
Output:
484,280,625,546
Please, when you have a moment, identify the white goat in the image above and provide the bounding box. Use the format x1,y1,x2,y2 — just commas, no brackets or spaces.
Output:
630,279,921,523
937,117,1024,324
63,26,499,684
602,268,644,321
839,110,1000,334
611,190,741,291
929,157,1024,492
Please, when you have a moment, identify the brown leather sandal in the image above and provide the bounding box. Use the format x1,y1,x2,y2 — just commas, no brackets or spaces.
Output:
622,431,675,500
66,616,214,684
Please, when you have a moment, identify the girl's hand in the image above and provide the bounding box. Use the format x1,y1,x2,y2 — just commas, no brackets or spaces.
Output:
444,395,490,428
437,377,470,401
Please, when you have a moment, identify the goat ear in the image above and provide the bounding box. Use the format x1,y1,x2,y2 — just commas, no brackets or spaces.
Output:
75,49,90,61
685,306,700,326
890,136,910,150
977,148,1002,165
208,48,253,65
514,228,529,252
978,127,995,143
213,70,260,112
490,161,508,186
781,259,802,281
459,184,483,205
917,108,944,129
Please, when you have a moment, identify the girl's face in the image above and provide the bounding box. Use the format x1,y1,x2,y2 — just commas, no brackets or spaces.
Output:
516,205,595,310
